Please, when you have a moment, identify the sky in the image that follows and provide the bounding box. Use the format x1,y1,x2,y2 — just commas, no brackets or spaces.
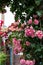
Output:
0,6,14,27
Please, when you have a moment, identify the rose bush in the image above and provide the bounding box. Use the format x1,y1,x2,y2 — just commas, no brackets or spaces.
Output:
8,16,43,65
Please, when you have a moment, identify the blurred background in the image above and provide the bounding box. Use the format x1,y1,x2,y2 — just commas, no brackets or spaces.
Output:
0,6,14,27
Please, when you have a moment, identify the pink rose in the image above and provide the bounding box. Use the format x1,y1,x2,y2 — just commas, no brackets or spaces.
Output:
20,59,35,65
26,60,30,65
27,19,32,24
13,38,17,45
26,41,31,46
13,38,22,54
20,59,26,65
25,26,35,38
35,30,43,39
29,61,34,65
30,26,35,38
14,46,22,54
34,19,39,25
26,60,34,65
25,28,31,36
17,46,22,52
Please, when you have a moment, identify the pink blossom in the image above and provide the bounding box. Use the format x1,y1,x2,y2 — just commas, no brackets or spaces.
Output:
20,59,26,65
26,60,30,65
13,38,22,54
30,26,35,38
30,26,33,29
34,19,39,25
13,45,22,54
18,47,22,51
13,47,18,54
29,60,34,65
25,28,31,36
27,19,32,24
13,38,17,45
26,41,31,46
17,40,21,45
26,60,34,65
35,30,43,39
25,26,35,38
20,59,35,65
13,47,22,54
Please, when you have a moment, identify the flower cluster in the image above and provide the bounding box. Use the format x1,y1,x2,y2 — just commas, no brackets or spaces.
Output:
27,19,39,25
25,26,35,38
20,59,35,65
8,16,43,65
13,38,22,54
25,26,43,39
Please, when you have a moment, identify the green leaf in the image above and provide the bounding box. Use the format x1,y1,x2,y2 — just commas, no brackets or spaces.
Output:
36,10,43,16
31,44,36,48
35,0,41,6
29,6,34,11
26,54,32,59
20,16,25,23
35,48,41,53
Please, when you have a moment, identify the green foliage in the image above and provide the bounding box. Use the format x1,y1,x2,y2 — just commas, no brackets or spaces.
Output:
35,0,41,6
10,0,43,22
36,10,43,16
0,52,7,65
0,0,43,22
